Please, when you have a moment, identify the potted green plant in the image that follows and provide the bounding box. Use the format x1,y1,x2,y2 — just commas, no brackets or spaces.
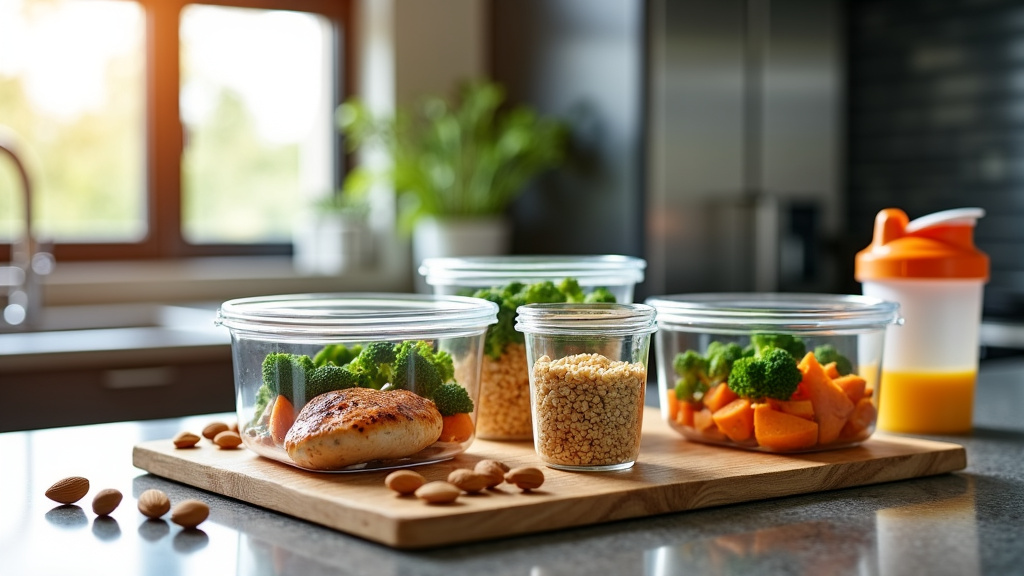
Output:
336,79,568,269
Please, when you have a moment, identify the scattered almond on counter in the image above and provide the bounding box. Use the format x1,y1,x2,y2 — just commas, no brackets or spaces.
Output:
173,431,201,449
202,422,229,440
505,467,545,491
474,460,510,488
91,488,123,516
447,469,489,493
170,499,209,529
384,470,426,495
414,481,461,504
45,476,90,505
213,430,242,449
138,489,171,519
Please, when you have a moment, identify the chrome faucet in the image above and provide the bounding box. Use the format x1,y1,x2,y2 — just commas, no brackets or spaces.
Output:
0,128,54,330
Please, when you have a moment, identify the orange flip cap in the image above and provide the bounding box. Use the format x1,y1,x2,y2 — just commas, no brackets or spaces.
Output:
855,208,989,281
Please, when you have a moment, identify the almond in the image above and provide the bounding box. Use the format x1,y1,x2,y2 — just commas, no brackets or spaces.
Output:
447,469,489,493
505,467,545,491
414,481,461,504
202,421,229,440
213,430,242,449
473,460,509,488
45,476,89,504
384,470,426,495
173,431,201,449
92,488,123,516
170,499,209,529
138,489,171,519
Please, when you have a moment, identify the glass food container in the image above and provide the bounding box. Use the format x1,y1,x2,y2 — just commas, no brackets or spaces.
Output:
418,255,647,441
215,293,498,472
645,293,900,453
515,302,657,471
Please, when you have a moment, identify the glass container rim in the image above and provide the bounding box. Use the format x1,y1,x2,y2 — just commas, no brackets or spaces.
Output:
514,302,657,336
644,292,901,333
419,255,647,285
215,292,498,336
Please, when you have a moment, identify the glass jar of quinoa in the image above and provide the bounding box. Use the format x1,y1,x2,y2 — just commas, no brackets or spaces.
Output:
515,302,657,471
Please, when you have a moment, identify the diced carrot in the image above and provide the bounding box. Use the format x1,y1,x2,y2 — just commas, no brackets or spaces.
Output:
703,382,739,413
753,404,819,451
712,398,755,442
693,407,716,432
798,352,855,445
833,374,867,403
439,412,475,443
823,362,840,379
839,397,877,442
863,385,874,398
767,398,815,420
666,389,680,421
677,401,696,427
269,395,296,445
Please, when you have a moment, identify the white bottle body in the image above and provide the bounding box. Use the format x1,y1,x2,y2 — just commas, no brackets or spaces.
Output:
862,279,983,372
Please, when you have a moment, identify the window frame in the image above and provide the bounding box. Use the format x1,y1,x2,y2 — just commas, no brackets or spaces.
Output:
6,0,352,262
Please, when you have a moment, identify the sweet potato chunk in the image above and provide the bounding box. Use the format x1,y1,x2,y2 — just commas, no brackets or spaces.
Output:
712,398,755,442
753,404,819,451
703,382,739,413
798,352,855,445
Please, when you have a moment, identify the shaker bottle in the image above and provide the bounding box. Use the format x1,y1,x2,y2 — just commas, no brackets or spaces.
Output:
855,207,989,434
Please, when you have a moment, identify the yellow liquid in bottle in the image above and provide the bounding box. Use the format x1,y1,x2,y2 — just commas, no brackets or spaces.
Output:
877,370,976,434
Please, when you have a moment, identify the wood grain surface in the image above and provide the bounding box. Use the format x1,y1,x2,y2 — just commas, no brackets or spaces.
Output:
133,407,966,549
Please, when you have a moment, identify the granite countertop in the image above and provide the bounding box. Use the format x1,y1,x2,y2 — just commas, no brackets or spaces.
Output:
3,358,1023,576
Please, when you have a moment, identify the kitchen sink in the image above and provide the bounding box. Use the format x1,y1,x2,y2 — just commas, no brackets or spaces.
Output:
0,302,234,432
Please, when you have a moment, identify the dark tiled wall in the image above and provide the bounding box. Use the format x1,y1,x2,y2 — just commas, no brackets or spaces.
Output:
847,0,1024,318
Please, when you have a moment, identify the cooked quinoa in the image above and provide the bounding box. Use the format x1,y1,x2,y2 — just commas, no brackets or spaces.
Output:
475,343,534,440
531,353,646,467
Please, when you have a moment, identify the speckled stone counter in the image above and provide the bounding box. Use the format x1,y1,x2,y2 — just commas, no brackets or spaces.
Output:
4,358,1023,576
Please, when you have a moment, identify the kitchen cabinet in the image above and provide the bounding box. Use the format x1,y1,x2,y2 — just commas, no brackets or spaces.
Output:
646,0,844,295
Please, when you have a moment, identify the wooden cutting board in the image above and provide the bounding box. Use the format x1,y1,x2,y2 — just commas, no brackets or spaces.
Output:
133,407,966,549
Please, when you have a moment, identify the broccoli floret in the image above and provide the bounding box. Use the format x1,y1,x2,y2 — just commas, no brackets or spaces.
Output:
814,344,853,376
583,287,617,303
389,340,455,398
261,352,315,402
520,280,567,304
312,343,363,368
346,341,400,389
475,278,618,359
500,281,525,300
431,383,474,416
750,333,806,360
727,348,802,400
673,349,708,378
431,349,456,384
673,349,710,402
306,364,365,398
558,278,586,303
473,287,524,359
253,383,275,423
706,341,745,383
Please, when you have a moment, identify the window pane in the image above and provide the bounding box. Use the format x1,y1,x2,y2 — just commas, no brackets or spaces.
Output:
180,6,334,244
0,0,145,242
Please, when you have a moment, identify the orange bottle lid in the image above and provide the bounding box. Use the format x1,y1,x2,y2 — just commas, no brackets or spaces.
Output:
855,208,989,281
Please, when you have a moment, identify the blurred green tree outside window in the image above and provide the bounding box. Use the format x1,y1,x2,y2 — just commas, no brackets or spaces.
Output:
0,0,346,260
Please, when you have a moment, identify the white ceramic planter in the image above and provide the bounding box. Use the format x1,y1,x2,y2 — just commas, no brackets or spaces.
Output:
293,212,373,275
412,216,512,292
